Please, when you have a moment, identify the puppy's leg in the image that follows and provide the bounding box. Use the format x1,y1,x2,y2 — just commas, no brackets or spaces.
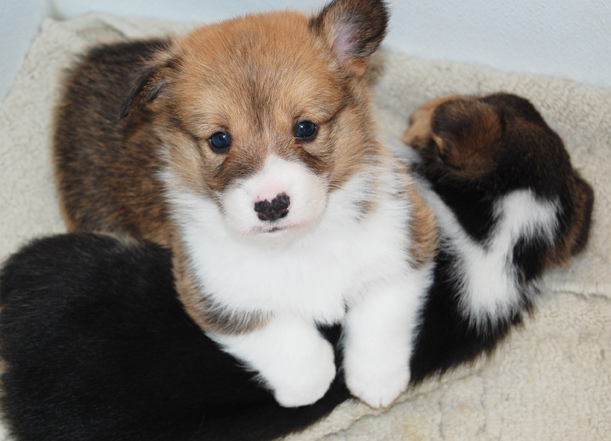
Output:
211,316,336,408
343,268,433,408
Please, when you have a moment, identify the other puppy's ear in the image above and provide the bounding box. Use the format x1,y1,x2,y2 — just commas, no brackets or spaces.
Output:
430,99,501,172
310,0,389,76
120,46,181,120
402,94,464,149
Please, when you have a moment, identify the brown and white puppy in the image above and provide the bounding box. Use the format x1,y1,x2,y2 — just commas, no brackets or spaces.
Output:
400,93,594,383
54,0,437,408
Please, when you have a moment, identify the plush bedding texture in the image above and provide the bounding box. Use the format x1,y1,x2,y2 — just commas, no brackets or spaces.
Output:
0,14,609,441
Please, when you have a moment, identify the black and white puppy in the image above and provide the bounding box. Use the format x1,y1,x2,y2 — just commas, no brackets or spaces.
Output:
0,234,350,441
404,93,594,382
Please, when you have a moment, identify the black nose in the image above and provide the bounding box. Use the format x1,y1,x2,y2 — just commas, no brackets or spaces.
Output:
254,193,290,221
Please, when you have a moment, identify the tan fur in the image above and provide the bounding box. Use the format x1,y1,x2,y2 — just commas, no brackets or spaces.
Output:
406,182,438,268
546,175,595,268
151,11,383,200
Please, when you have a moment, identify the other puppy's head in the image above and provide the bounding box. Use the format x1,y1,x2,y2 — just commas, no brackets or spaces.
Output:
403,94,503,181
403,92,595,263
120,0,389,238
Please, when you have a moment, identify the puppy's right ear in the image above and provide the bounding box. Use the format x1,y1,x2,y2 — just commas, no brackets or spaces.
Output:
310,0,389,76
120,46,181,120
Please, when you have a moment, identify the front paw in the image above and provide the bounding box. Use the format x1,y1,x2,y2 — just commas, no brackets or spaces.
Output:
211,317,337,408
268,336,337,407
344,353,410,408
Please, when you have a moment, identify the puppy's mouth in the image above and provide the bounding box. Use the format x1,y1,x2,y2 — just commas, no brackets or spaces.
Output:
253,221,295,235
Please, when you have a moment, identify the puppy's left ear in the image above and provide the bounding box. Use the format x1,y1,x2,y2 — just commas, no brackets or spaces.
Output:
310,0,389,76
120,45,181,120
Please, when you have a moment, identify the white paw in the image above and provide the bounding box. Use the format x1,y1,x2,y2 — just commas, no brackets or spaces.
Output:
344,354,410,408
211,318,337,408
269,336,336,407
341,275,428,408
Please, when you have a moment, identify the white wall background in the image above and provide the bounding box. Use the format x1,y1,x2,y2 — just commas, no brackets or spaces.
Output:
2,0,610,103
0,0,42,102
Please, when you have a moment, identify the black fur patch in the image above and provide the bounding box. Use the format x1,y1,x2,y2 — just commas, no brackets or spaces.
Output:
512,233,552,283
428,179,497,243
0,234,350,441
409,248,524,385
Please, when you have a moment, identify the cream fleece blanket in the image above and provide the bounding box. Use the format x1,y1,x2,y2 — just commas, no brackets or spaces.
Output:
1,14,609,441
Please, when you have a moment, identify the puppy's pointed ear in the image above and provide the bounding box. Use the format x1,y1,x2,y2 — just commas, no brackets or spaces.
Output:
310,0,389,75
430,133,460,168
120,45,181,120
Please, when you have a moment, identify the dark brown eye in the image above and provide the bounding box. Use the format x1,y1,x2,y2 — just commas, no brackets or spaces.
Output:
208,131,231,154
294,121,318,142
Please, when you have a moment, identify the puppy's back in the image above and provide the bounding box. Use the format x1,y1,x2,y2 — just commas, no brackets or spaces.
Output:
54,41,172,244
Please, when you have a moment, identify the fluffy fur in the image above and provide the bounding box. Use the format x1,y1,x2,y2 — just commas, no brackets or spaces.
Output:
404,93,594,383
0,234,351,441
53,0,437,408
0,93,594,439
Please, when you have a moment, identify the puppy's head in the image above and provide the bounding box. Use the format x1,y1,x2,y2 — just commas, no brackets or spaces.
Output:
403,94,503,181
120,0,389,238
404,92,595,261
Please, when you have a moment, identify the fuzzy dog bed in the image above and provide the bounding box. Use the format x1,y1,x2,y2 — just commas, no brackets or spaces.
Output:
1,14,609,441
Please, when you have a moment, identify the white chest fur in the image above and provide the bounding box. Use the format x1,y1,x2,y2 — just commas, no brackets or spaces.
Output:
165,166,430,408
167,170,414,325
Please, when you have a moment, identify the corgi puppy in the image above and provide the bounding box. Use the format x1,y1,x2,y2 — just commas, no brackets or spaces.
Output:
53,0,437,408
0,233,351,441
402,93,594,383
